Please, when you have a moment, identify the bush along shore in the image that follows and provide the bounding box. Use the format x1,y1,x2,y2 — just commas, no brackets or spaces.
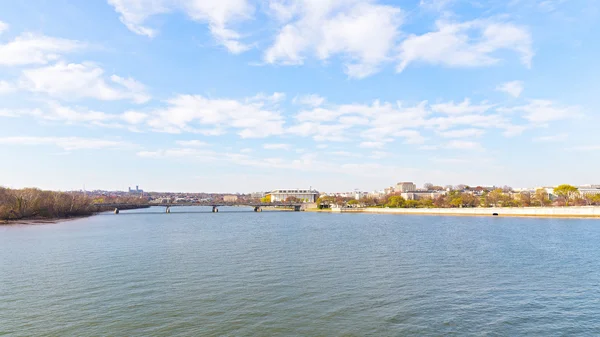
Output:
0,187,147,224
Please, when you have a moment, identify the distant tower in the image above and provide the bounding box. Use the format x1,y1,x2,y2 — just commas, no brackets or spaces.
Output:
136,185,139,192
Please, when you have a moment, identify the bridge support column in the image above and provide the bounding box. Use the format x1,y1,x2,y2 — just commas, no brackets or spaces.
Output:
254,206,262,212
294,205,301,212
114,208,119,214
212,206,218,213
166,206,171,213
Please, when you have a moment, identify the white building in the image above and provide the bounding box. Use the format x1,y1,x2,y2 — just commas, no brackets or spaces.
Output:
578,186,600,196
270,189,319,203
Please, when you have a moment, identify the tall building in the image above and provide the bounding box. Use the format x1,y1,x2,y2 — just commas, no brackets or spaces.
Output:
396,182,416,193
128,185,144,194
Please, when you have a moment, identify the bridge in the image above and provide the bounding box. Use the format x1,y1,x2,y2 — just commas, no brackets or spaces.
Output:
94,202,306,214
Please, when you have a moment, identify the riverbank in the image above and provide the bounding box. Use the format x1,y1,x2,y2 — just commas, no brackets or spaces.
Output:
1,204,151,225
307,206,600,218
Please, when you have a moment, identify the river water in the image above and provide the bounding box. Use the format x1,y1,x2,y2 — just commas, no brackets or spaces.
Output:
2,207,600,336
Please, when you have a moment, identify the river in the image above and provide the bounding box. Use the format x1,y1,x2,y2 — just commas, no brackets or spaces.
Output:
1,206,600,336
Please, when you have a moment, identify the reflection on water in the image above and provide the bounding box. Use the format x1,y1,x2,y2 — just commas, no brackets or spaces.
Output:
1,207,600,336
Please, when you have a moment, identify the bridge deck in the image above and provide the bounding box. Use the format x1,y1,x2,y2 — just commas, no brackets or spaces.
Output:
95,203,303,207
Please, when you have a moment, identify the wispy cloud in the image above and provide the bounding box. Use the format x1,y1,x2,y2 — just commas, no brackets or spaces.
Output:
0,136,136,150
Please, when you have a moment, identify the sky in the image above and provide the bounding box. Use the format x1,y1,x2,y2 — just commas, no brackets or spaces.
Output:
0,0,599,193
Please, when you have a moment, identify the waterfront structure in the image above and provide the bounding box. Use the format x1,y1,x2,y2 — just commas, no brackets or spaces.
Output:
401,191,446,200
579,185,600,196
270,189,319,203
223,195,239,202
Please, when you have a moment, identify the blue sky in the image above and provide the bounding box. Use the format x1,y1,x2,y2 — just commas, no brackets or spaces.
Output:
0,0,598,193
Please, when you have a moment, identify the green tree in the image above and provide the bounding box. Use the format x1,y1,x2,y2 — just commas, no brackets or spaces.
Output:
347,199,359,207
385,196,405,208
418,198,434,208
590,194,600,205
486,189,504,207
519,192,532,207
534,189,550,207
553,184,579,206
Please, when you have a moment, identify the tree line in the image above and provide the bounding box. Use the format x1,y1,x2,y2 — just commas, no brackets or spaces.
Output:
0,187,147,221
317,185,600,209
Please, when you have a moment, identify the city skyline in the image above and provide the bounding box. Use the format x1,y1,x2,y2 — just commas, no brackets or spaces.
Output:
1,0,599,192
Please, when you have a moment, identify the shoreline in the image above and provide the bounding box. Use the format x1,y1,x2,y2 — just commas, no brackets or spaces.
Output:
1,216,88,226
1,204,151,226
306,206,600,219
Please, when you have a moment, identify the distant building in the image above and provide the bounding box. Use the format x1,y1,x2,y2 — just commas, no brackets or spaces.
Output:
354,191,368,200
270,189,319,203
576,185,600,196
128,185,144,194
396,182,417,193
223,195,239,202
401,191,446,200
250,192,266,198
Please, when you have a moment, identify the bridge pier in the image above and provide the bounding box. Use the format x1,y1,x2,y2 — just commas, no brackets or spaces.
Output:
293,205,301,212
254,206,262,212
212,206,218,213
114,208,119,214
166,206,171,213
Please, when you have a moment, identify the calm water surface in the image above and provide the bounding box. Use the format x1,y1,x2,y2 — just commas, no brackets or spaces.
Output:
2,207,600,336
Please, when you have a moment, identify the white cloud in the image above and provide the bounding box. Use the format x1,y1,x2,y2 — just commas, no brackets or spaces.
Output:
0,108,42,118
0,33,83,66
330,151,361,157
499,99,582,122
146,93,285,137
438,128,485,138
0,80,15,94
359,141,385,148
397,19,533,72
121,110,148,124
571,145,600,152
137,147,216,159
431,98,493,115
533,133,567,142
293,94,325,107
107,0,253,53
339,115,370,125
496,80,524,98
428,113,508,131
19,62,150,103
370,151,390,159
419,145,439,150
263,143,291,150
0,136,135,150
176,140,208,147
1,102,152,131
264,0,402,78
34,101,113,124
445,140,484,151
501,124,529,137
288,122,351,142
0,21,8,34
419,0,454,11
